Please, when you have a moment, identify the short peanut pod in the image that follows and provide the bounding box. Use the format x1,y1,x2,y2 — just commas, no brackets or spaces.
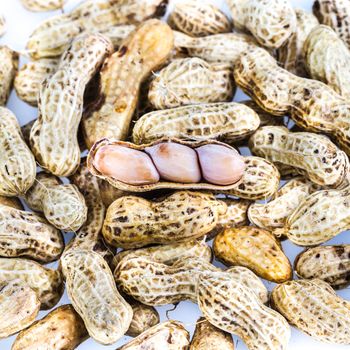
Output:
20,0,66,12
133,102,260,144
271,279,350,344
25,172,87,232
295,245,350,289
0,46,18,105
12,304,88,350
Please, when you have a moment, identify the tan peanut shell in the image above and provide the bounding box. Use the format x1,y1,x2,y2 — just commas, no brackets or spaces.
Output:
0,15,6,37
0,258,63,310
234,46,350,155
295,245,350,289
26,0,167,59
133,102,259,144
197,271,291,350
102,191,226,249
0,46,18,105
61,250,133,344
0,283,40,339
248,177,320,231
82,20,174,148
249,126,349,187
271,279,350,344
173,31,259,63
313,0,350,49
0,107,36,196
148,58,235,109
12,304,88,350
168,1,231,37
20,0,66,12
25,173,87,232
227,0,296,49
190,317,234,350
304,25,350,99
30,33,113,176
276,8,319,76
214,226,292,283
117,321,190,350
0,195,23,211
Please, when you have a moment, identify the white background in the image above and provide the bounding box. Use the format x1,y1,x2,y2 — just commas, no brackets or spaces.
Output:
1,1,349,349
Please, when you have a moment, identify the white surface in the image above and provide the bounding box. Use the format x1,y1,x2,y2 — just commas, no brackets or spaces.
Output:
0,0,348,349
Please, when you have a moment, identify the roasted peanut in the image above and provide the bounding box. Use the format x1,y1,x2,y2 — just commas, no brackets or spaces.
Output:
0,283,40,339
197,271,291,350
133,102,259,144
0,46,18,106
0,15,6,37
190,317,234,350
276,8,319,76
304,25,350,99
25,173,87,232
61,250,133,344
271,279,350,344
117,321,190,350
226,0,296,48
82,20,173,148
20,0,66,12
12,304,88,350
249,126,349,187
295,245,350,289
0,258,63,310
30,33,113,176
248,177,320,231
234,46,350,154
214,226,292,283
0,107,36,196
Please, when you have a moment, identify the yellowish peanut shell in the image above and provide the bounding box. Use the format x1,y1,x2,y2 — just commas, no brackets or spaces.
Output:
20,0,66,12
0,46,18,105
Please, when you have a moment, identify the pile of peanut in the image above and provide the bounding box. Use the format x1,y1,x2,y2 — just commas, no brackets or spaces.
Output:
1,0,350,349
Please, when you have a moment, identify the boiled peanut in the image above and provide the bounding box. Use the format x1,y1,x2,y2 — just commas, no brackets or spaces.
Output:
304,25,350,99
82,20,173,148
133,102,260,144
271,279,350,344
214,226,292,283
61,250,133,344
0,46,18,105
20,0,66,12
12,304,88,350
190,317,234,350
295,245,350,289
30,33,113,176
226,0,296,48
0,15,6,37
0,107,36,196
117,321,190,350
249,126,349,187
197,271,291,350
0,283,40,339
0,258,63,310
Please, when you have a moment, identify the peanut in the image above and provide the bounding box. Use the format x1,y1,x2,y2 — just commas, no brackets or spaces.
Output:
0,258,63,310
116,321,190,350
190,317,234,350
20,0,66,12
61,250,133,344
295,245,350,289
26,0,167,59
99,180,133,207
133,102,259,144
271,279,350,344
12,304,88,350
30,33,113,176
304,25,350,99
0,46,18,105
0,107,36,196
226,0,296,48
234,46,350,154
0,283,40,339
0,14,6,37
249,126,349,187
276,8,319,76
248,177,320,231
197,271,291,350
313,0,350,49
82,20,174,148
0,195,23,211
169,1,231,37
214,226,292,283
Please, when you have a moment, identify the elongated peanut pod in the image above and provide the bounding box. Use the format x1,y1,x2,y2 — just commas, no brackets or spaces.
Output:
30,33,113,176
20,0,66,12
0,46,18,106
